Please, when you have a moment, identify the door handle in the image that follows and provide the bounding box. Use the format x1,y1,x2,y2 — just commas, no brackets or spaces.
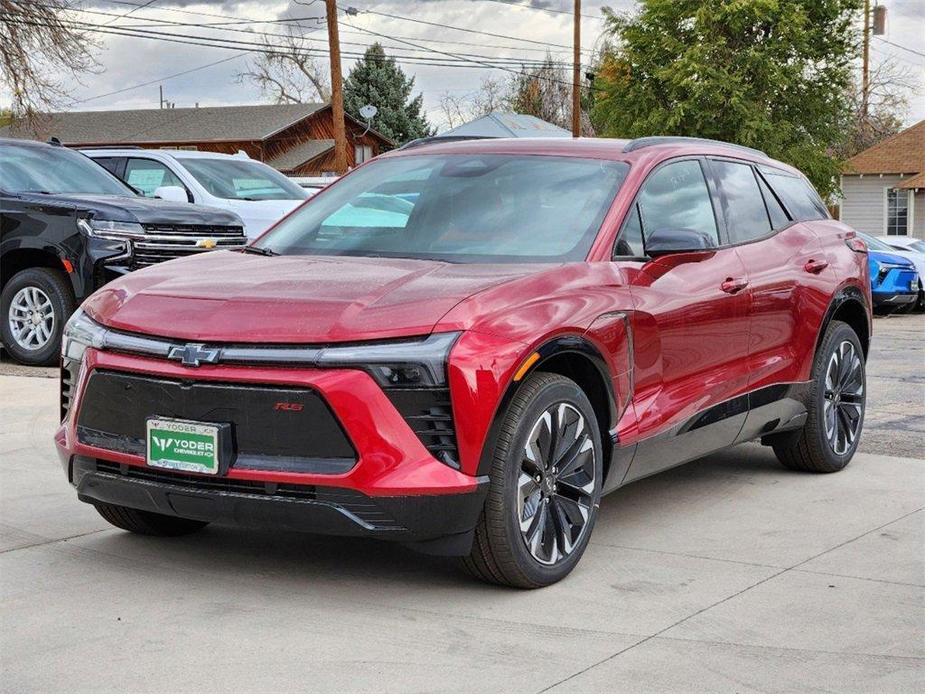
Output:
804,259,829,274
721,277,749,294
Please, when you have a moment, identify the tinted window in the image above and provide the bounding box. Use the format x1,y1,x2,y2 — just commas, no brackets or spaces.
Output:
636,160,719,245
92,157,123,178
756,173,790,229
124,158,186,197
615,204,644,256
764,171,827,221
0,143,133,196
711,160,771,242
260,154,629,263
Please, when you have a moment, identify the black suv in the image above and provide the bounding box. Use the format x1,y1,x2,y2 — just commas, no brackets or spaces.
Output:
1,139,246,365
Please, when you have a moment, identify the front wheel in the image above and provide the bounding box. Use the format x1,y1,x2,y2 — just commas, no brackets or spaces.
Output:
463,372,603,588
773,320,866,473
1,267,75,366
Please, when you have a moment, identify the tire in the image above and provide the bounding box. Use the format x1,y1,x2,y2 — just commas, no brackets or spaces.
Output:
772,320,866,473
94,502,210,537
463,372,603,588
1,267,75,366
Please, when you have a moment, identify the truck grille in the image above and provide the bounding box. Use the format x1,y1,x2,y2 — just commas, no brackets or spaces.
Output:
134,224,247,267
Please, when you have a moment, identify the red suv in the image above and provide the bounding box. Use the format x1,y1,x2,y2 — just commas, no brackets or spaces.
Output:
56,137,871,587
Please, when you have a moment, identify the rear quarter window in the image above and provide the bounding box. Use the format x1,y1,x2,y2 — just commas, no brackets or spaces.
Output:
763,170,828,222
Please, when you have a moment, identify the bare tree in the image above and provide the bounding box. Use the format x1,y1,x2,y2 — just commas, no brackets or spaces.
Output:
0,0,98,131
835,55,918,160
436,77,511,132
236,27,330,104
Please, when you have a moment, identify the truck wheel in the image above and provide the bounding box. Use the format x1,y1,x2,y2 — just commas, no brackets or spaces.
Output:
773,320,865,473
94,502,210,537
1,267,75,366
463,372,603,588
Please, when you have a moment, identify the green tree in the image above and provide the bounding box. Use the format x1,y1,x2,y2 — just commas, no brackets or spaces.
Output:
344,43,433,145
591,0,862,197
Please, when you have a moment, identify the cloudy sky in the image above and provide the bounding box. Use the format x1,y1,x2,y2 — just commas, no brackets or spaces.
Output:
13,0,925,132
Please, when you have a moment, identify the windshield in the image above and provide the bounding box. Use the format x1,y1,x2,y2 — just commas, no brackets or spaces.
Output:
858,232,895,252
0,143,134,196
180,158,308,201
258,154,629,263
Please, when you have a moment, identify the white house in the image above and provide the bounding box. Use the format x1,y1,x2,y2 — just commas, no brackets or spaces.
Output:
840,119,924,240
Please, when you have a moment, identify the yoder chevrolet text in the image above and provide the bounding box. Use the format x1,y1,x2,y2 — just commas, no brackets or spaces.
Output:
57,137,872,588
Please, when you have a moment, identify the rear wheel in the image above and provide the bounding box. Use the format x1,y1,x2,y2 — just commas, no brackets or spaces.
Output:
772,320,865,473
94,502,210,536
1,267,75,366
463,372,603,588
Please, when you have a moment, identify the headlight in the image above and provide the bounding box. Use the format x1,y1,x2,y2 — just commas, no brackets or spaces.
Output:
315,332,460,387
77,218,146,240
61,309,108,361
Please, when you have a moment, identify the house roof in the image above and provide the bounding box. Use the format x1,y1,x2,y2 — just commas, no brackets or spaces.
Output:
844,119,925,176
0,103,328,144
267,139,334,171
897,171,925,190
442,112,571,139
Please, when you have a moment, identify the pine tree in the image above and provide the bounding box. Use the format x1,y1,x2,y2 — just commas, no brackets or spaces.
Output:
344,43,433,146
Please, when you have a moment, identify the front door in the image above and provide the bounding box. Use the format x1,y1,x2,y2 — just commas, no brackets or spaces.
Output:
616,158,752,483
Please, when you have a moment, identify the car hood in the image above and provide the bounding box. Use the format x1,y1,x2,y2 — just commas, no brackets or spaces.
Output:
878,248,925,275
24,193,242,226
219,198,305,237
83,251,543,343
869,250,916,268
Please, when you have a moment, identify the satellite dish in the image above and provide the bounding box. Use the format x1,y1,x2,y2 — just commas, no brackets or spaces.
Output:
359,104,378,120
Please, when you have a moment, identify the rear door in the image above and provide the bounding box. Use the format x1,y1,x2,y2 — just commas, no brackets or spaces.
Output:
707,159,834,441
618,157,752,483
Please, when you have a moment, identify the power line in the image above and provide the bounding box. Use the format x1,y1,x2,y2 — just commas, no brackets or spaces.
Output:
343,6,594,55
478,0,602,20
35,5,567,68
102,0,159,26
874,37,925,60
70,53,245,105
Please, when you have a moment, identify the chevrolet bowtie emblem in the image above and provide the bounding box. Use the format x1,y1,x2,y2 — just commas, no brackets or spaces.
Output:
167,343,220,367
196,238,217,249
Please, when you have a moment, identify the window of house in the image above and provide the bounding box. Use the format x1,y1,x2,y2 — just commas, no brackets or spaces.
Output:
354,145,373,164
886,188,910,235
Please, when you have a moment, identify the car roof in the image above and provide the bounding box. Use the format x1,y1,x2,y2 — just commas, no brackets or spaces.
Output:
78,147,249,161
385,135,796,171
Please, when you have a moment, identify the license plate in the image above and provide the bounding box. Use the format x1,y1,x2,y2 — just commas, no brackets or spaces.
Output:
146,418,220,475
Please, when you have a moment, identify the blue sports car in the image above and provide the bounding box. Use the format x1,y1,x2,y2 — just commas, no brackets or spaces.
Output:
857,232,921,313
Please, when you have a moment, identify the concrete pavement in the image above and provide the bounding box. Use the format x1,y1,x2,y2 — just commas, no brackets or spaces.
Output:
1,367,923,692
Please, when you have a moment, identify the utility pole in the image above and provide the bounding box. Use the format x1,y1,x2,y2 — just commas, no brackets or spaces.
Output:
862,0,870,120
325,0,348,174
571,0,581,137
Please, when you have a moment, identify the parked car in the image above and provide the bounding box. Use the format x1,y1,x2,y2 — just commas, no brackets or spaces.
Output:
57,136,872,588
875,235,925,312
289,175,339,194
0,138,246,366
81,149,309,238
854,232,920,313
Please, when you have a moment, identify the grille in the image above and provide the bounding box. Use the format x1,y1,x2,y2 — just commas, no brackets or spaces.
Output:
60,357,81,421
134,224,247,268
77,371,356,474
93,460,404,529
386,388,459,469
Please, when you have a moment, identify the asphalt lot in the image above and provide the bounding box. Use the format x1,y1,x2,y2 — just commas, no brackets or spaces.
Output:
1,314,923,693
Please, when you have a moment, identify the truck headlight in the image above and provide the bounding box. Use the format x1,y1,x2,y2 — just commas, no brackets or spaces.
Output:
61,309,108,362
77,218,146,240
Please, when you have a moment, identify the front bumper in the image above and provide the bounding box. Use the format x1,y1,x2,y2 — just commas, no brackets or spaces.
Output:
872,290,917,307
56,349,489,552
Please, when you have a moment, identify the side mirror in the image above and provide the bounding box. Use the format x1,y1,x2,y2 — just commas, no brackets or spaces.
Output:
646,228,717,257
154,185,189,203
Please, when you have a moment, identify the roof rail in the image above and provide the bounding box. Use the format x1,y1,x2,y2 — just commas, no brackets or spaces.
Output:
73,144,143,150
398,135,496,151
622,136,767,158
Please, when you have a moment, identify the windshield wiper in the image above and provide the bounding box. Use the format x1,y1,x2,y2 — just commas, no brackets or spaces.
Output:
239,245,278,257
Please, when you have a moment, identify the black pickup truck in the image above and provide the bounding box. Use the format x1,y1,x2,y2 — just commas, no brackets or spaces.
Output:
1,138,247,365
